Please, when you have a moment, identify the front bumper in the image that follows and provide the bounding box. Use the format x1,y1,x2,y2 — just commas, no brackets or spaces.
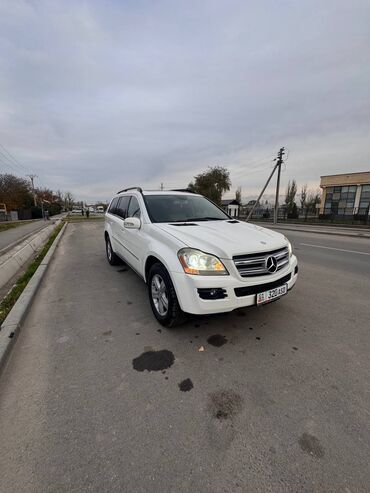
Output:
171,254,298,315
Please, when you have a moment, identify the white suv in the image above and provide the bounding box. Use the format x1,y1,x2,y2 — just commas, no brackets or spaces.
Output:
105,188,298,327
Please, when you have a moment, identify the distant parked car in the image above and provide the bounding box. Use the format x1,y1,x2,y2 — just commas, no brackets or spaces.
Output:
71,209,83,215
96,206,105,213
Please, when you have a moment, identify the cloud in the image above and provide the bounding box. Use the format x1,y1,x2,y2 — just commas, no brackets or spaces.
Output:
0,0,369,202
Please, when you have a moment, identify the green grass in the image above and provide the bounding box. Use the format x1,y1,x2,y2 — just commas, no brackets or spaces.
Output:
0,221,64,326
0,220,38,233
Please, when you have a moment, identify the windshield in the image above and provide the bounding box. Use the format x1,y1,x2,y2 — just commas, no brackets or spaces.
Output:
144,194,229,223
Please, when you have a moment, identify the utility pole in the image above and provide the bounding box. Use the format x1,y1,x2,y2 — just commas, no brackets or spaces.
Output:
27,174,38,206
273,147,285,224
246,147,285,222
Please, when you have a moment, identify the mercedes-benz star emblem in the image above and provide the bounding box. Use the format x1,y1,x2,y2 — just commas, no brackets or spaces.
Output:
266,256,278,273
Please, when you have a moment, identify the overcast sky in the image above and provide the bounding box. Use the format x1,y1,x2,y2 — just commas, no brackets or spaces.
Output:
0,0,369,202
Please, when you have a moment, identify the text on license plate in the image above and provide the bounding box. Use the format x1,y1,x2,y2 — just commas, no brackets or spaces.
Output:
256,284,287,305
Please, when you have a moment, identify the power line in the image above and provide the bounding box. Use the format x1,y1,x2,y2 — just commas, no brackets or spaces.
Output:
246,147,285,222
0,153,21,174
0,144,29,174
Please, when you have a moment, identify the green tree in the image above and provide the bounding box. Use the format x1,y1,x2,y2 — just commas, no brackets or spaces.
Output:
0,173,33,210
188,166,231,205
285,179,298,218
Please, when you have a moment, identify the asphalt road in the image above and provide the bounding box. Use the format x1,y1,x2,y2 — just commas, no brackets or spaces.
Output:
0,222,369,492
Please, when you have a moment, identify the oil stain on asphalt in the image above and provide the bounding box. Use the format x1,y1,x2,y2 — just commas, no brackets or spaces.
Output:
208,389,243,420
178,378,193,392
207,334,228,347
298,432,325,458
132,350,175,372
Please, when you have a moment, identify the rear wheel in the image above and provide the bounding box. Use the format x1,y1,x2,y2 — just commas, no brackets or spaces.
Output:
148,263,186,327
105,236,120,265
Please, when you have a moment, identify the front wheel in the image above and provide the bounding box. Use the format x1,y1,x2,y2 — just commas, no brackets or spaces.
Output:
148,263,186,327
105,236,120,265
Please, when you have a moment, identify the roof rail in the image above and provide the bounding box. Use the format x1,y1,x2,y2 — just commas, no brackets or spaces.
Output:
171,188,197,194
116,187,143,194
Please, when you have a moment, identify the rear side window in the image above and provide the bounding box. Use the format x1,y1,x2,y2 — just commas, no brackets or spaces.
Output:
115,196,130,218
108,197,119,214
127,196,141,218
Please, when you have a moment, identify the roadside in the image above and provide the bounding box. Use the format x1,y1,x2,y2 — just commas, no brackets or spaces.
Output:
250,221,370,238
0,221,65,326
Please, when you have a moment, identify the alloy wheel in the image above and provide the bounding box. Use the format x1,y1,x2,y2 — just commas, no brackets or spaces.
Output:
151,274,169,316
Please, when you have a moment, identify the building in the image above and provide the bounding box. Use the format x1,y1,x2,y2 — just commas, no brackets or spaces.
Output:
221,199,240,217
319,171,370,218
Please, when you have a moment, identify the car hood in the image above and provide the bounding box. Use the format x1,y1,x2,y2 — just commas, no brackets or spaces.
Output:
155,221,287,259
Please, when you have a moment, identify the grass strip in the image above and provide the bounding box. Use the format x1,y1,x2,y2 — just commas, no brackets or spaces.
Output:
66,216,104,222
0,221,64,326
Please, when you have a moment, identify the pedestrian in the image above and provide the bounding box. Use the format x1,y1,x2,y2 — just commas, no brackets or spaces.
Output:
45,210,50,220
86,209,90,219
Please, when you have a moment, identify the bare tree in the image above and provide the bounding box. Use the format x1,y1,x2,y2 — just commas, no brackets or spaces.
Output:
235,186,242,203
63,191,74,211
306,189,321,217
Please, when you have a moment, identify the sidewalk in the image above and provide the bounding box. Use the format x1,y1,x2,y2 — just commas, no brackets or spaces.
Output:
251,221,370,238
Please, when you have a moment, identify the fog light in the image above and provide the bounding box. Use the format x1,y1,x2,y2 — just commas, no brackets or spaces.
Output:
197,288,227,300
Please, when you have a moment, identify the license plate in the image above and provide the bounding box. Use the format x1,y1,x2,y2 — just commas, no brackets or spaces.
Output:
256,284,287,305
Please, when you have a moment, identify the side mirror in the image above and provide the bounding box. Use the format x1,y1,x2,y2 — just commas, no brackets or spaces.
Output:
124,217,141,229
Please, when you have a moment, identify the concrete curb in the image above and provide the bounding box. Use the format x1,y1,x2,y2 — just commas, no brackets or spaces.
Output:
252,223,370,239
0,222,67,373
0,220,62,291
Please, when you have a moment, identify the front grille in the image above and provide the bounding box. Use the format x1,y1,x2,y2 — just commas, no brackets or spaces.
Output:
233,246,289,277
234,273,292,297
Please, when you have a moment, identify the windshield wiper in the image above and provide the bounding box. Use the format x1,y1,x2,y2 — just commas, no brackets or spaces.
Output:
167,217,225,223
187,217,225,221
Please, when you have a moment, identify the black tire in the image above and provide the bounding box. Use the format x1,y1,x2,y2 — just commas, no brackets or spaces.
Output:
148,263,187,327
105,235,120,266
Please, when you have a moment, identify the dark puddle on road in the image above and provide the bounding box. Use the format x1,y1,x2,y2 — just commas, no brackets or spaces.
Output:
178,378,193,392
132,350,175,372
207,334,228,347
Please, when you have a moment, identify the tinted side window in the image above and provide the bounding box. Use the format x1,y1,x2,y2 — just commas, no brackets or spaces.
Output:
116,196,130,218
127,196,141,218
108,197,119,214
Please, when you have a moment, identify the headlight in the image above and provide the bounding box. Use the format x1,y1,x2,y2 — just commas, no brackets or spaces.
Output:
178,248,229,275
284,237,293,257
